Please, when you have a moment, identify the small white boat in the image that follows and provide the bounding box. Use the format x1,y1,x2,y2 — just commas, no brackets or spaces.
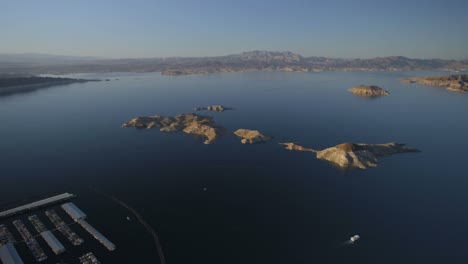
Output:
126,216,131,221
350,235,360,242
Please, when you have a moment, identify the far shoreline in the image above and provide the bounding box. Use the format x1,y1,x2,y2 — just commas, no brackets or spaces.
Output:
0,77,100,96
29,68,467,77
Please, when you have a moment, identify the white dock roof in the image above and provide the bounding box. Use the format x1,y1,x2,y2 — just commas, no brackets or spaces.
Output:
77,219,116,251
61,202,87,220
40,231,65,255
0,243,24,264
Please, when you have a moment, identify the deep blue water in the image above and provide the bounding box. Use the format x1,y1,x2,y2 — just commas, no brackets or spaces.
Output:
1,71,468,264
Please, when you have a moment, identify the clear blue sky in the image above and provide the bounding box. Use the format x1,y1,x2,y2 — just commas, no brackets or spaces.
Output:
1,0,467,59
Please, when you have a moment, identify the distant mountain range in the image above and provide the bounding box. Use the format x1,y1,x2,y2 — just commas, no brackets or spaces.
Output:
0,51,466,75
0,53,100,65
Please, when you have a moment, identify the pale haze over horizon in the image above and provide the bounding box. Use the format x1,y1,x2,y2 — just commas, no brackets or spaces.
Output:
1,0,468,59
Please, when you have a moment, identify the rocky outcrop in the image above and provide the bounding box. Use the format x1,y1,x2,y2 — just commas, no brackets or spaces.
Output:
279,142,316,152
234,129,271,144
401,74,468,93
122,113,224,144
194,105,232,112
159,126,179,132
279,142,419,169
316,142,419,169
348,85,390,97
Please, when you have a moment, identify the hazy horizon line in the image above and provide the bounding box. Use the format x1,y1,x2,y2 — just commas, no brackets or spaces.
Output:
0,51,467,61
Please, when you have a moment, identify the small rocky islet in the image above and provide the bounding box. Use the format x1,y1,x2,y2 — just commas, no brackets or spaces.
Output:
348,85,390,97
401,74,468,93
233,129,271,144
194,105,232,112
279,142,419,169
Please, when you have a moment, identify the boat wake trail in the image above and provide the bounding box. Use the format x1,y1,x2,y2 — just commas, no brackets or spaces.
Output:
90,187,167,264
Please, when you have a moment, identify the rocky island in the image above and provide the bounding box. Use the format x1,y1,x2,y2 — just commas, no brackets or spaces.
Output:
122,113,225,144
348,85,390,97
401,74,468,93
234,129,272,144
280,142,419,169
194,105,232,112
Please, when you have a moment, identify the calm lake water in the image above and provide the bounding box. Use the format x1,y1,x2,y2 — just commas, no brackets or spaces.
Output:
1,71,468,264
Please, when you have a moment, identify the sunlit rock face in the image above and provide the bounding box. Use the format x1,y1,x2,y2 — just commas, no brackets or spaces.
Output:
402,74,468,93
234,129,272,144
122,113,225,144
280,142,419,169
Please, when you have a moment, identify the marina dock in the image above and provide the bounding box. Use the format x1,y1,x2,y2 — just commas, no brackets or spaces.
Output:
28,215,48,233
0,224,16,246
45,210,84,246
0,193,75,219
28,215,65,255
40,231,65,255
61,203,116,251
12,219,47,262
76,219,116,251
0,243,24,264
79,252,101,264
61,202,86,221
1,193,116,262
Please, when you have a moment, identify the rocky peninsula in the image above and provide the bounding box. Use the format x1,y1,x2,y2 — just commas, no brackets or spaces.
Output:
401,74,468,93
234,129,272,144
0,75,99,96
194,105,232,112
280,142,419,169
348,85,390,97
122,113,225,144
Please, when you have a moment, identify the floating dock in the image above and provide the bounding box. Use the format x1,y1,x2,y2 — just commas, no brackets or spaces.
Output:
28,215,65,255
79,252,101,264
61,202,86,221
61,203,116,251
0,193,75,219
0,225,16,246
76,219,116,251
28,215,48,233
40,231,65,255
12,220,47,262
0,243,24,264
45,210,83,246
